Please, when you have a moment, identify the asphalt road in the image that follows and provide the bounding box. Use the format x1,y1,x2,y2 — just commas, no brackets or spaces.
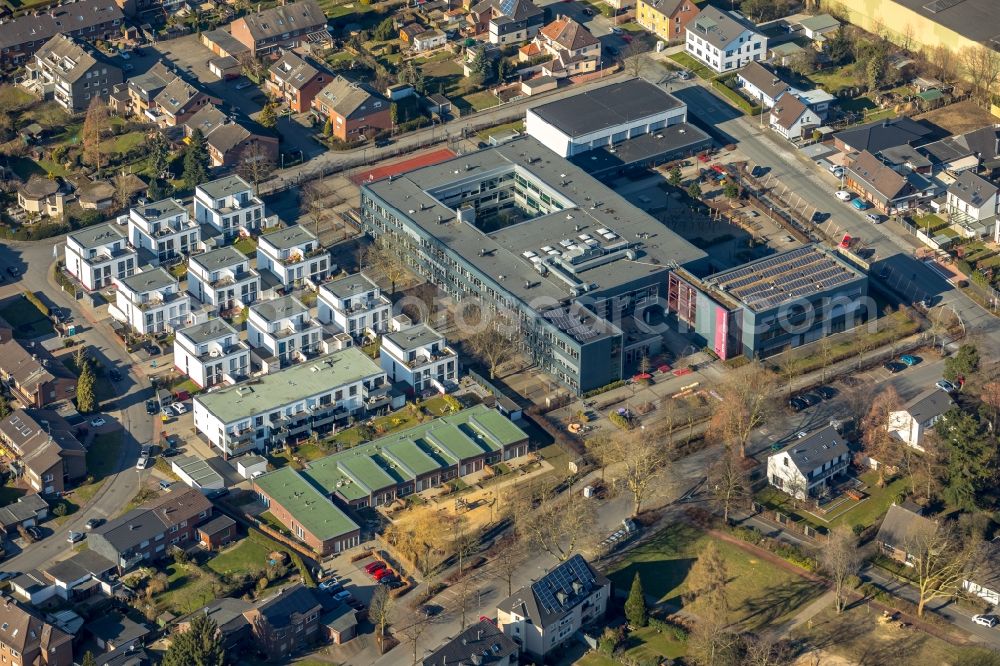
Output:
0,240,153,575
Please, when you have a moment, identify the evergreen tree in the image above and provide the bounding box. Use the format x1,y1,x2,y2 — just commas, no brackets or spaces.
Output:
258,102,278,129
0,396,9,418
624,572,648,628
81,652,97,666
373,17,395,41
667,166,682,186
76,358,96,414
944,344,978,382
162,615,224,666
936,408,995,511
687,182,703,200
323,118,334,137
723,182,740,199
149,132,170,179
147,178,169,201
182,129,210,189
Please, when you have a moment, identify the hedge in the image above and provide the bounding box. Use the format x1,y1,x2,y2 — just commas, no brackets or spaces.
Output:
583,380,626,398
711,79,762,116
23,291,49,317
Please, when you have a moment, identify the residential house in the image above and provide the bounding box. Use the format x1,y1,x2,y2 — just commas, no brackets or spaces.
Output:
737,61,792,109
795,88,836,120
876,502,937,565
685,7,767,74
230,0,328,55
399,23,425,44
380,323,458,395
636,0,700,43
76,179,119,211
311,76,392,142
86,487,213,571
316,272,391,339
16,176,67,219
0,597,73,666
197,515,237,550
194,175,269,240
301,405,530,509
0,494,49,533
0,0,124,69
497,554,610,662
247,295,324,366
65,223,137,291
173,319,250,388
321,602,357,645
22,34,123,113
266,51,330,114
422,619,519,666
40,550,115,601
0,340,76,408
469,0,545,45
888,388,952,452
519,15,600,79
0,409,86,494
845,150,933,214
833,117,935,156
187,246,260,313
88,614,151,654
152,77,219,128
253,467,361,555
127,197,201,263
113,268,193,335
924,125,1000,177
201,29,252,60
175,598,252,656
798,13,840,41
126,62,175,119
256,225,331,290
242,584,326,659
946,171,999,226
768,41,806,66
769,94,820,141
413,29,448,52
766,425,850,500
963,540,1000,606
192,347,391,456
10,572,54,606
184,104,280,169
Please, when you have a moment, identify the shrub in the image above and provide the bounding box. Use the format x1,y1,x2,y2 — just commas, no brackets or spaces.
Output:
583,380,626,398
608,412,632,430
22,291,49,317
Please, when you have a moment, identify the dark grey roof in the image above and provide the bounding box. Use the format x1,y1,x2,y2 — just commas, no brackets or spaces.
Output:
250,294,308,322
962,125,1000,167
127,62,175,99
880,144,932,169
772,424,848,473
185,104,228,137
0,493,48,528
737,61,793,101
422,620,518,666
88,508,166,553
529,78,682,138
919,136,972,164
95,646,151,666
902,388,953,424
893,0,999,48
269,51,322,90
177,597,252,636
688,7,760,50
88,614,151,645
43,550,114,583
321,272,379,300
154,77,202,115
255,584,322,628
236,0,326,42
198,514,235,536
876,503,937,548
10,571,47,595
497,554,609,629
948,170,999,207
201,29,251,57
321,601,358,635
833,117,935,154
191,246,249,272
0,0,123,50
33,35,115,84
204,123,255,156
570,122,711,175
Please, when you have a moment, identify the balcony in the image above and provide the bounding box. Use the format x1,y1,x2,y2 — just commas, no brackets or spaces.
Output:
405,347,456,370
807,459,849,488
276,246,327,266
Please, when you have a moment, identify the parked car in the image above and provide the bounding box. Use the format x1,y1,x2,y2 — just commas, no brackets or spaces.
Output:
851,197,871,210
814,386,836,400
798,393,821,407
420,604,442,617
883,361,905,374
835,190,853,201
788,397,807,412
364,561,386,575
867,213,883,223
66,531,84,544
319,579,342,593
158,480,172,491
171,402,187,415
145,400,158,415
135,456,150,470
0,572,18,583
25,527,41,541
85,518,104,530
89,417,106,428
235,79,253,90
973,614,998,628
332,590,352,602
373,568,394,582
839,234,853,249
936,379,957,392
900,355,919,366
140,445,151,458
677,69,692,80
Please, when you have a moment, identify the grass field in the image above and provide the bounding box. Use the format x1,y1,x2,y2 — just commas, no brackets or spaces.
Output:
233,236,257,258
0,296,53,337
809,64,858,93
73,432,123,504
577,623,688,666
460,91,501,113
607,523,821,630
476,120,525,141
668,52,716,80
208,536,273,577
156,562,218,614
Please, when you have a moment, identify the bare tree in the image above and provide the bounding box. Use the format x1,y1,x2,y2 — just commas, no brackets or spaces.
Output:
931,44,956,81
237,51,266,80
111,172,135,213
392,612,435,666
907,526,982,616
368,585,394,641
591,431,675,517
468,324,516,380
237,141,276,195
707,444,749,524
776,354,802,397
451,516,478,575
981,381,1000,430
741,634,794,666
962,45,1000,107
684,541,729,612
820,525,861,614
861,386,903,486
709,361,778,457
687,613,739,666
489,533,528,597
928,306,959,351
364,234,410,294
622,40,647,78
82,97,109,172
517,488,596,562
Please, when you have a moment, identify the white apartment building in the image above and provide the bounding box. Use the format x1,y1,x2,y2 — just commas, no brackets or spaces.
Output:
187,246,260,313
380,323,458,395
317,272,391,339
766,426,849,500
64,223,137,291
256,226,332,290
128,198,201,263
247,295,324,366
173,319,251,388
945,171,1000,228
193,175,269,241
192,347,390,456
685,8,766,74
114,268,193,335
888,388,953,452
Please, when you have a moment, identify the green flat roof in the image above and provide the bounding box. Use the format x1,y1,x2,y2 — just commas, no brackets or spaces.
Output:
304,405,529,499
195,347,383,425
254,466,359,541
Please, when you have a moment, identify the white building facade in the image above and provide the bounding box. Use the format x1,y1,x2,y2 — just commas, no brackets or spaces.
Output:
317,272,391,339
193,175,269,241
685,8,766,74
256,226,332,291
247,295,324,366
173,319,251,388
187,246,260,313
114,268,193,335
64,223,137,291
128,198,201,263
380,324,458,394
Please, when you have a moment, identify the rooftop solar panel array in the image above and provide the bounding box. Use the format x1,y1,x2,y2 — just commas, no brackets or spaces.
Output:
543,307,602,343
532,555,598,615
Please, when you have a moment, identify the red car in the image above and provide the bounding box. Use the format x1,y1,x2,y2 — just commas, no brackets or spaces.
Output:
839,234,853,249
364,561,386,575
373,568,394,581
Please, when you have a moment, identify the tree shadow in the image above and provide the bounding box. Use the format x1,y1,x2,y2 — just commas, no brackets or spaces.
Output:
737,579,821,631
610,557,696,607
797,610,935,666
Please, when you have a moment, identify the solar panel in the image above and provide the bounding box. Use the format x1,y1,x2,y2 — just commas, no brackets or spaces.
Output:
532,556,597,614
923,0,964,12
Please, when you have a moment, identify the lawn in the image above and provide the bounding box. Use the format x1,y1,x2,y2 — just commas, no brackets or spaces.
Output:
607,523,821,630
0,85,34,111
756,471,909,533
808,64,858,93
208,535,274,577
912,213,948,233
0,295,53,338
838,95,878,115
73,432,123,504
668,52,716,80
101,131,145,156
168,262,187,279
460,91,501,112
476,120,525,142
155,562,218,615
233,236,257,258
